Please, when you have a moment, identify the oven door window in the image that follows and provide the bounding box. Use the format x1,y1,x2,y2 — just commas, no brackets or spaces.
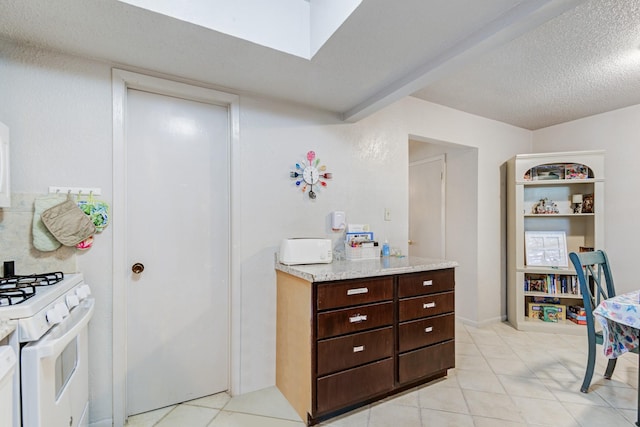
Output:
55,337,77,400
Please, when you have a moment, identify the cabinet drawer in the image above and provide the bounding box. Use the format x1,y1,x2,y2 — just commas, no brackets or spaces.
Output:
399,292,454,322
317,277,393,310
316,358,393,414
398,313,454,352
398,269,454,298
317,301,393,339
317,327,393,376
398,340,455,384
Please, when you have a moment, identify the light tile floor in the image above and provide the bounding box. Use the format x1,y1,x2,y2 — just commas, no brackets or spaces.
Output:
126,321,639,426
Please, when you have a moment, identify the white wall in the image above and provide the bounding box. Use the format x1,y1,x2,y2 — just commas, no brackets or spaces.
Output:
533,104,640,295
0,37,532,425
0,38,115,424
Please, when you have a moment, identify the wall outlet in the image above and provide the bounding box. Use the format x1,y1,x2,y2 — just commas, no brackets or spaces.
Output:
384,208,391,221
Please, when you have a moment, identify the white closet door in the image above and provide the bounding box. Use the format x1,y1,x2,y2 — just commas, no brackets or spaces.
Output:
125,88,229,415
409,155,445,259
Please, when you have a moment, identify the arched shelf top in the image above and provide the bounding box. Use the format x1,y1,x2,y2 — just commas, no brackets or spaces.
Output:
512,151,604,184
523,162,594,181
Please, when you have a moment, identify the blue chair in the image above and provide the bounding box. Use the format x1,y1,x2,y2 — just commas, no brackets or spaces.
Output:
568,250,638,393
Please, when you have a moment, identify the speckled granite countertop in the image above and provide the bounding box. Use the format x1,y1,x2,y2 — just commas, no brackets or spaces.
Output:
275,256,458,282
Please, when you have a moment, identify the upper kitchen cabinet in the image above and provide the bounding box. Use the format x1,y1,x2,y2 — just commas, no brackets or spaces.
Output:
507,151,604,334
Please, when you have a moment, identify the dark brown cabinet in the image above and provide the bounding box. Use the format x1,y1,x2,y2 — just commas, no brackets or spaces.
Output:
276,267,455,426
316,358,394,414
315,277,395,415
397,270,455,384
317,327,393,376
317,301,394,339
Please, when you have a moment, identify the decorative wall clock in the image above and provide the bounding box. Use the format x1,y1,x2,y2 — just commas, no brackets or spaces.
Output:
290,150,332,199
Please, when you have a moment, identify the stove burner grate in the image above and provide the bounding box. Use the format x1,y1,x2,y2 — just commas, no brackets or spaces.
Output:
0,285,36,306
0,272,64,306
0,271,64,288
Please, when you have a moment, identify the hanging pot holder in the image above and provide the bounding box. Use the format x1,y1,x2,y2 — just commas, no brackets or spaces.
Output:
32,194,66,251
77,193,110,232
41,197,96,246
76,235,94,250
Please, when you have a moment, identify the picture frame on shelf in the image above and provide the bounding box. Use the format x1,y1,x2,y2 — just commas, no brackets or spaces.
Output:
525,231,569,267
565,163,589,180
581,193,594,213
532,164,565,180
523,168,534,181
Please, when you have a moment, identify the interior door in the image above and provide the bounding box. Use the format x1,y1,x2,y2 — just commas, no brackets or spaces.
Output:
409,155,445,259
125,89,229,416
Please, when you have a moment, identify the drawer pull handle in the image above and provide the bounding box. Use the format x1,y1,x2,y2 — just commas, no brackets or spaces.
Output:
353,345,365,353
349,314,368,323
423,280,433,286
347,287,369,296
423,302,436,309
424,326,434,333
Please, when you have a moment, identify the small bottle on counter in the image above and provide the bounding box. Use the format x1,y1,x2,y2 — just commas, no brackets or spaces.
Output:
382,240,390,257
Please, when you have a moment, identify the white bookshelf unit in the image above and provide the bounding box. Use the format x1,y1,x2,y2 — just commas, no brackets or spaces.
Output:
507,150,604,334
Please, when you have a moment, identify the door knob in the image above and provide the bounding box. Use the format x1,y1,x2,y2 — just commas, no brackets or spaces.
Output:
408,240,413,245
132,263,145,274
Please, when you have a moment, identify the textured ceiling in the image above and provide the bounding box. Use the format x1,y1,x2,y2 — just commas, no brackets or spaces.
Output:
1,0,638,130
412,0,640,130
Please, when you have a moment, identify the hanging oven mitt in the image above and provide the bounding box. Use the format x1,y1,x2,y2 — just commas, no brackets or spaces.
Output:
41,196,96,246
32,194,66,251
77,193,110,232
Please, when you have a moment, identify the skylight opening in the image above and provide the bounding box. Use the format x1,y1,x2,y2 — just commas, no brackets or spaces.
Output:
118,0,362,59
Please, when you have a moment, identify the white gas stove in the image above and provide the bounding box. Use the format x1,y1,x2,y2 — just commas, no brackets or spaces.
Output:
0,272,94,426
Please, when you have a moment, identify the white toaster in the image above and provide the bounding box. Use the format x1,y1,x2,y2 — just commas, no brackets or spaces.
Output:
279,238,333,265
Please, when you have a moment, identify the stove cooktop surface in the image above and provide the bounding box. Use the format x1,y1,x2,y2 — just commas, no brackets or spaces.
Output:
0,273,83,319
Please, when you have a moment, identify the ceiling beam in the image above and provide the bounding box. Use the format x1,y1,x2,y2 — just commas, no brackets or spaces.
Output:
341,0,586,122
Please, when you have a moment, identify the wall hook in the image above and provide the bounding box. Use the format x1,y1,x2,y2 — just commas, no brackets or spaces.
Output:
48,186,102,196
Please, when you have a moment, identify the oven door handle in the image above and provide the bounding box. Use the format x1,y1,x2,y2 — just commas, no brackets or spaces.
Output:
25,297,95,359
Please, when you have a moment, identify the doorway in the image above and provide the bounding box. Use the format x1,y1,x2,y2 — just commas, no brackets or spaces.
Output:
112,70,240,424
408,154,446,259
408,137,479,325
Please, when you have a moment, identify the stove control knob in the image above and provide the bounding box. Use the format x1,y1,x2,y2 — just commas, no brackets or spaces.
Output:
55,302,70,319
46,309,63,325
66,294,80,309
76,287,88,300
80,284,92,296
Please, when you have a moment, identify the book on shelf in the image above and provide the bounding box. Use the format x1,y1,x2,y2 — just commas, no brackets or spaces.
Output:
567,305,587,325
524,274,580,295
568,313,587,325
568,305,586,316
